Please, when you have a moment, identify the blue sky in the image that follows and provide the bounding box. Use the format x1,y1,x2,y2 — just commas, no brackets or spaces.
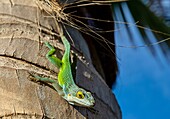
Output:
113,2,170,119
114,45,170,119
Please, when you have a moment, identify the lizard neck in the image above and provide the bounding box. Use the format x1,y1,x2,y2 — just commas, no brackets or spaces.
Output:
62,80,78,95
67,83,79,94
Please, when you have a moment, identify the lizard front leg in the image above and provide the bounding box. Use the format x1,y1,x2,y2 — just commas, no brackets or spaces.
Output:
29,74,64,96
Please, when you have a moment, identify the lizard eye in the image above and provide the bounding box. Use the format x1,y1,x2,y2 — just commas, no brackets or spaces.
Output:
76,91,84,99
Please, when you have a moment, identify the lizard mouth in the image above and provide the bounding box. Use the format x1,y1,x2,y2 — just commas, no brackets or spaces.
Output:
68,98,95,107
72,101,95,107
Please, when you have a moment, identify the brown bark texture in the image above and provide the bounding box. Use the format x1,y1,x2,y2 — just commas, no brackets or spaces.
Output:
0,0,121,119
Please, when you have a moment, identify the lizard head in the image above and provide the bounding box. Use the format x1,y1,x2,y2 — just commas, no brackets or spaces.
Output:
65,88,95,107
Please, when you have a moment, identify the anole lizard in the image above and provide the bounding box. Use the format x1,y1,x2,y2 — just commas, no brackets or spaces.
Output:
31,29,95,107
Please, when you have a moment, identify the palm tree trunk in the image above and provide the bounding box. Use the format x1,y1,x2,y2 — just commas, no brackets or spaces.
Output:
0,0,121,118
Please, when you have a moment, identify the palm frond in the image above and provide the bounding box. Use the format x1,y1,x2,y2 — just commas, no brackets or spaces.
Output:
112,0,170,56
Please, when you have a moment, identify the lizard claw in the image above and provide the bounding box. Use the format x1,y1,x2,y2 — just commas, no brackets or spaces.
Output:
45,41,54,49
27,71,40,82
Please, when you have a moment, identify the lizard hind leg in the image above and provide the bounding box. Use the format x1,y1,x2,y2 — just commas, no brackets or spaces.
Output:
45,42,63,68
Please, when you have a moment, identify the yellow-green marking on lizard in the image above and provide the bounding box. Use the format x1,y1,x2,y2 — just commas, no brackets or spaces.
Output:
32,34,95,107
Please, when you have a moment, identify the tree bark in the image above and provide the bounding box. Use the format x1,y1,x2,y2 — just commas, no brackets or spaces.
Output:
0,0,121,118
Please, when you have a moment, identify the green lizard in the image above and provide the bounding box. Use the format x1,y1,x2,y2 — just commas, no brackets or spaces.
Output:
31,33,95,107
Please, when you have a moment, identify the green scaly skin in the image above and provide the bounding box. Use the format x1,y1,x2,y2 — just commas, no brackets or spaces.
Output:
32,35,95,107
